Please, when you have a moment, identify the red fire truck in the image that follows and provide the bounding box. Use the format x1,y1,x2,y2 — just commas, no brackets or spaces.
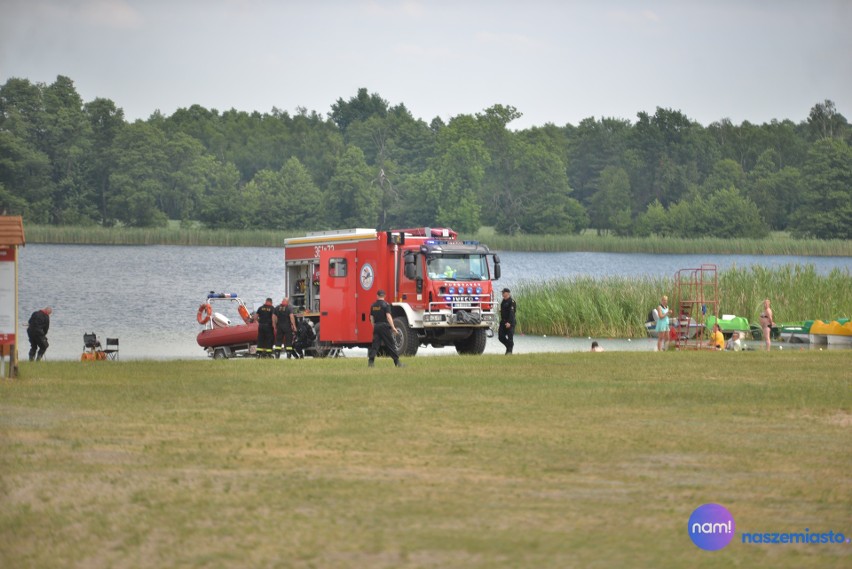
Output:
283,227,502,357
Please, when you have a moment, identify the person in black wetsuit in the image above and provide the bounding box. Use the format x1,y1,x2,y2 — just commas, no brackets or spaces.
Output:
27,307,52,361
292,319,315,359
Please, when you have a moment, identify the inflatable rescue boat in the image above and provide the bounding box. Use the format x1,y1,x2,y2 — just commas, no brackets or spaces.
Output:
196,293,257,358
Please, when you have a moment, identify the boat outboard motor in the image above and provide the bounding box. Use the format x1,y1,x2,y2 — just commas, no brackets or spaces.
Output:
212,313,231,328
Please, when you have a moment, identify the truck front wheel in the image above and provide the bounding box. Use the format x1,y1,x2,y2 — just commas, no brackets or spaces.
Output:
392,317,419,357
455,328,487,355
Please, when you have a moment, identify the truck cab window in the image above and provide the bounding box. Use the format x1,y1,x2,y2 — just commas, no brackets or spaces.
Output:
427,255,488,280
467,256,488,280
329,258,347,278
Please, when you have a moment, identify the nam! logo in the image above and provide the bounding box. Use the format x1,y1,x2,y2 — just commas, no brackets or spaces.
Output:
688,504,736,551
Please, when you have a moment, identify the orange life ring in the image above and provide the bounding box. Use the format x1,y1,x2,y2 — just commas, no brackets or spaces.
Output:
197,303,212,325
238,304,251,323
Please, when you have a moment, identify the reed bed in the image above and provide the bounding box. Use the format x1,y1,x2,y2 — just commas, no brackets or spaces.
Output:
26,225,852,255
466,232,852,256
25,225,297,247
718,265,852,324
516,264,852,337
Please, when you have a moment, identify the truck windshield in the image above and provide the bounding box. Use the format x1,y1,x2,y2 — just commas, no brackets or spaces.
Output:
427,255,489,280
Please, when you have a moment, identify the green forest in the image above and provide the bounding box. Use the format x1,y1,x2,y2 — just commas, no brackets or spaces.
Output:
2,75,851,239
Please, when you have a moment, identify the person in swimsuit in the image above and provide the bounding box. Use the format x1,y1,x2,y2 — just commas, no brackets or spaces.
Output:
759,298,775,351
655,295,671,352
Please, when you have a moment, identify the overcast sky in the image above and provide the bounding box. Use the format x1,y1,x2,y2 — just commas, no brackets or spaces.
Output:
2,0,850,130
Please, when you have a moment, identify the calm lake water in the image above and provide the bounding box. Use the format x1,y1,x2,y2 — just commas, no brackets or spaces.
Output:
15,245,852,360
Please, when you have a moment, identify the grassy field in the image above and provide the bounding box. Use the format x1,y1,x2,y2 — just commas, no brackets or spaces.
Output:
24,224,852,256
1,353,850,568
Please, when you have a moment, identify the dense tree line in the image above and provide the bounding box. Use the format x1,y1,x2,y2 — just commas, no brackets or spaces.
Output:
2,76,851,239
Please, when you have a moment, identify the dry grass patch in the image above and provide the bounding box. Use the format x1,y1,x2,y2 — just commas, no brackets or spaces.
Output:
1,353,849,568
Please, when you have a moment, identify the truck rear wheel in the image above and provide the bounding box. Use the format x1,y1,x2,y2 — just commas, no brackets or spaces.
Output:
455,328,487,355
311,322,332,358
392,316,419,357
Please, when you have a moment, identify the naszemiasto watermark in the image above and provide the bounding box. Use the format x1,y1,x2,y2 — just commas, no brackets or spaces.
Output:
741,528,850,545
688,503,850,551
688,504,735,551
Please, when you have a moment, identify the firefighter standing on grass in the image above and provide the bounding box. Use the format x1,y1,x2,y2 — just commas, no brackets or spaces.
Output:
273,297,297,359
253,298,275,358
498,288,516,354
367,290,404,368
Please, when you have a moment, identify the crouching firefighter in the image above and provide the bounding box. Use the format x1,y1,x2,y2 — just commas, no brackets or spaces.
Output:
292,319,316,359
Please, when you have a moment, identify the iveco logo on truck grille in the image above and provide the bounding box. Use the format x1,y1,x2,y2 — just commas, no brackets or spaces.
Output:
453,296,479,302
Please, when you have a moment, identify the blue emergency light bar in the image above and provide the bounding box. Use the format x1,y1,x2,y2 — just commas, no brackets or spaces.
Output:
207,292,238,299
424,239,481,246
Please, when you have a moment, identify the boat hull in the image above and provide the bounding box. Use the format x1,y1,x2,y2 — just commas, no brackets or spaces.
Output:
780,331,810,344
808,320,852,346
197,323,258,348
705,315,751,334
779,321,812,344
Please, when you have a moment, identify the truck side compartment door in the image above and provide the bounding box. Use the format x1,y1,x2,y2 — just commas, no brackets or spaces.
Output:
318,249,358,342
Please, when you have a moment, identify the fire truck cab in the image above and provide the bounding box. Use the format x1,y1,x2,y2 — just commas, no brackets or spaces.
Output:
283,227,501,356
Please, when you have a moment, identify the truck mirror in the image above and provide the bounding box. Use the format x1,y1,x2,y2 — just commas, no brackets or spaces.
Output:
404,251,416,280
494,261,501,280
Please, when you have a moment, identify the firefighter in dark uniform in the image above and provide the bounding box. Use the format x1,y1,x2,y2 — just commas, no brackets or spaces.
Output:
498,288,516,354
367,290,405,368
253,298,275,358
273,297,297,359
27,306,52,361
